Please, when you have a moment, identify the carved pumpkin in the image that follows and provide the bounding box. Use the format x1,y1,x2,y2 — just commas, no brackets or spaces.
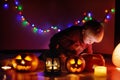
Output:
65,56,85,73
12,53,39,72
82,54,105,72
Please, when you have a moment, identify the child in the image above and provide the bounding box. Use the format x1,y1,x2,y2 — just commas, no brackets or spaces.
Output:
49,20,104,62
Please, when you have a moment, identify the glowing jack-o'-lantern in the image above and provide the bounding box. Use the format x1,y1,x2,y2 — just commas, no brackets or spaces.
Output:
82,54,105,72
12,53,39,72
65,56,85,73
112,43,120,68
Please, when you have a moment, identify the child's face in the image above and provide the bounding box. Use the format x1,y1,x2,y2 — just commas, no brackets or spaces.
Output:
83,29,103,44
83,34,97,44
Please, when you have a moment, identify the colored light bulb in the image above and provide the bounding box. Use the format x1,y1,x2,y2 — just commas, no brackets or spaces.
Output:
33,27,38,33
3,3,9,9
17,5,23,11
111,8,115,13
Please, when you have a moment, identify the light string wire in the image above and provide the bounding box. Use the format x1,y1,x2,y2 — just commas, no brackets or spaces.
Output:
2,0,115,34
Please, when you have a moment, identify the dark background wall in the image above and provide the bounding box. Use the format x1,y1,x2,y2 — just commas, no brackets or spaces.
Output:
0,0,115,54
115,0,120,47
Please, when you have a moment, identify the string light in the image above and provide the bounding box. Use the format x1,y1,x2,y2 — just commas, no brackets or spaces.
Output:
3,0,9,9
3,3,9,9
2,0,115,34
111,8,115,13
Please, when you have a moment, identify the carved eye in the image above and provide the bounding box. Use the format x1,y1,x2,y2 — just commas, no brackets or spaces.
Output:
25,56,32,61
70,59,75,64
77,59,82,65
16,55,22,60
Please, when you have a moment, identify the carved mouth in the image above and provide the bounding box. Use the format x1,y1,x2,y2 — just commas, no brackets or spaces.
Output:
17,65,31,70
15,65,31,70
70,67,81,72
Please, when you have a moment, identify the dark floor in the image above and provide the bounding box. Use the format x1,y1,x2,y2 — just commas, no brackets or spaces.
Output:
0,53,120,80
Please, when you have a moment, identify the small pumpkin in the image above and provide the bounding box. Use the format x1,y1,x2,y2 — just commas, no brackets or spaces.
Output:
12,53,39,72
65,56,85,73
82,54,105,72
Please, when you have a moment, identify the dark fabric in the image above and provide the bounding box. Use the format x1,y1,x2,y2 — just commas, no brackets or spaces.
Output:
49,26,92,57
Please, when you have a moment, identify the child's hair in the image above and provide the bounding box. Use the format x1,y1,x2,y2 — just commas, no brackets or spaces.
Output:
83,20,104,33
83,20,104,42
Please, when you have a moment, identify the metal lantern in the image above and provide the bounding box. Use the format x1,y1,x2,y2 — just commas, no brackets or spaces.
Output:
45,50,61,74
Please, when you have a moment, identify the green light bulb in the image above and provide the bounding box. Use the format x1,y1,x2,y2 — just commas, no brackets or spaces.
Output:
89,17,92,20
111,8,115,13
33,27,38,33
84,17,88,21
18,5,23,11
22,20,28,26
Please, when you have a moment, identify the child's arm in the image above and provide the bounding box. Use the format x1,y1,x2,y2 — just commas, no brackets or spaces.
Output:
82,44,93,54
